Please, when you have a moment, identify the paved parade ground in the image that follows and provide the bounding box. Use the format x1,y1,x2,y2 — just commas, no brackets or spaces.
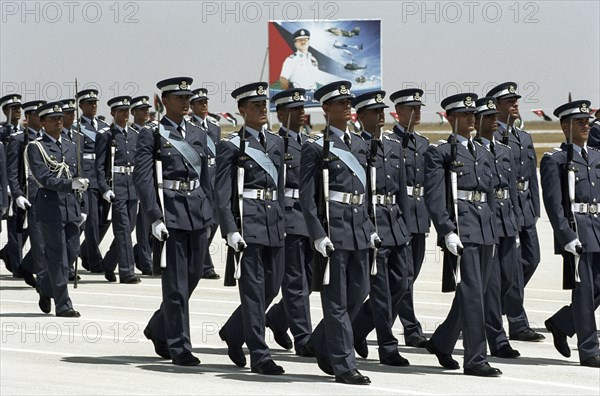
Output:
1,206,599,395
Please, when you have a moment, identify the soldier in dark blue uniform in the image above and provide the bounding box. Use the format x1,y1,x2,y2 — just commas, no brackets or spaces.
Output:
129,96,153,276
300,81,378,385
190,88,221,280
134,77,212,366
76,89,111,274
488,82,544,342
424,93,501,377
474,97,522,359
96,96,141,284
6,100,47,287
264,88,314,356
389,88,430,348
216,82,286,375
27,102,88,317
351,90,412,366
542,100,600,368
588,109,600,148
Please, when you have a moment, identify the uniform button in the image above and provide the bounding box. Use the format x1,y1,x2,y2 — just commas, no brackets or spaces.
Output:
187,192,191,196
477,205,482,210
384,158,387,161
477,177,481,180
416,168,420,172
521,161,524,165
415,153,419,157
267,205,271,209
588,166,591,170
353,208,357,213
354,190,358,194
593,198,597,203
576,177,579,181
592,182,596,186
495,160,498,163
416,197,420,201
475,162,478,165
387,175,391,179
500,202,504,206
353,172,356,176
337,164,341,168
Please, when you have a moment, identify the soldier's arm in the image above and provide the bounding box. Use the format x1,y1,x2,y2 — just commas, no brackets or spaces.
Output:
540,154,575,247
397,145,411,228
199,130,212,210
6,135,23,199
299,141,326,242
215,139,238,237
26,142,72,192
0,143,7,209
529,138,541,218
132,128,162,224
506,148,523,228
424,144,455,237
94,131,110,195
277,137,286,217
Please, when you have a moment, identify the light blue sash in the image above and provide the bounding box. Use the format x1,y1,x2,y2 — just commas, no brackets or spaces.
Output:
314,137,366,189
158,125,203,179
229,135,278,185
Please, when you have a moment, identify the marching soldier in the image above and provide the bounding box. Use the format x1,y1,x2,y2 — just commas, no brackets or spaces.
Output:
300,81,378,385
6,100,47,287
26,101,88,317
216,82,286,375
474,97,522,359
96,96,141,284
76,88,111,274
134,77,212,366
264,88,314,357
424,93,501,377
129,96,153,276
389,88,430,348
488,82,544,342
351,90,412,366
189,88,221,280
541,100,600,368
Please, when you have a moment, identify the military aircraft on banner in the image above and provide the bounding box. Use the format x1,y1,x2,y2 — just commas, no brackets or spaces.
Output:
326,26,360,37
344,60,367,71
333,40,363,50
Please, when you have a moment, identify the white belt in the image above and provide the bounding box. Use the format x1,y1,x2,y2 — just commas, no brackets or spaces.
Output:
162,179,200,192
208,158,216,166
83,153,96,160
456,190,487,203
373,194,396,205
329,191,365,205
495,188,510,200
243,188,278,201
112,165,134,174
572,203,599,214
407,185,424,197
516,180,529,191
284,188,299,199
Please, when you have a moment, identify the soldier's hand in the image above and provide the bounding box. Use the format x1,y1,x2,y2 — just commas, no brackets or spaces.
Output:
314,236,334,258
103,190,115,203
227,232,247,252
15,196,31,210
152,220,169,241
370,232,382,249
564,239,582,256
72,178,89,192
444,232,463,256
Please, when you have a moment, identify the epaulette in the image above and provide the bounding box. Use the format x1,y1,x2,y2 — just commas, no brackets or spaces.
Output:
34,137,43,141
589,146,600,153
543,148,562,156
187,120,201,128
495,141,511,150
414,131,429,141
207,116,219,125
383,134,401,144
223,132,238,140
351,131,365,140
98,127,110,134
437,139,448,145
10,130,23,137
266,129,280,136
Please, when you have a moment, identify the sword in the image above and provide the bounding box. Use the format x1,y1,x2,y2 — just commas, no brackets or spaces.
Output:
234,115,248,280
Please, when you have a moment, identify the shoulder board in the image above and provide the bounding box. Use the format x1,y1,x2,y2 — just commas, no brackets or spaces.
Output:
515,127,530,136
10,130,23,137
543,148,562,156
98,127,110,134
266,129,280,136
495,141,511,150
350,131,365,140
223,132,238,140
436,139,448,145
588,146,600,153
383,134,401,144
414,131,429,141
473,140,485,148
593,120,600,126
207,116,219,125
187,120,201,128
34,137,43,141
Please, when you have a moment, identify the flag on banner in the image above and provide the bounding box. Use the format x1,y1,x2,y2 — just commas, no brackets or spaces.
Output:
218,112,238,127
531,109,552,121
389,112,399,122
436,111,447,124
154,94,164,114
350,112,361,132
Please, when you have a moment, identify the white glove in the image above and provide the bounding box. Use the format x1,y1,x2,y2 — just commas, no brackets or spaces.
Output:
72,178,89,192
515,236,521,248
78,213,88,227
370,232,382,249
444,232,464,256
227,231,247,252
103,190,115,203
564,239,582,256
534,216,540,224
15,196,31,210
152,220,169,241
314,236,334,258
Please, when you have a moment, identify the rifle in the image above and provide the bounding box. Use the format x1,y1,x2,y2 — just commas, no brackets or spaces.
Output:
562,118,582,289
105,124,117,222
502,113,511,146
401,109,415,151
16,114,29,233
283,113,293,185
74,79,84,288
151,114,168,275
311,117,335,292
368,136,380,276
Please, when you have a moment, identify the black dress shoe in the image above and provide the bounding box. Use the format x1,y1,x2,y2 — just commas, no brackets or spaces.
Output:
202,269,221,280
491,344,520,359
141,270,153,276
266,319,292,350
56,309,81,318
335,369,371,385
251,359,285,375
406,335,429,348
105,271,117,282
22,269,37,288
580,355,600,368
172,352,200,366
464,362,502,377
316,354,334,375
425,341,460,369
380,353,410,366
509,327,545,342
120,276,141,284
219,328,246,367
143,326,171,359
38,295,51,314
296,341,315,357
68,274,81,282
354,336,369,359
545,318,571,357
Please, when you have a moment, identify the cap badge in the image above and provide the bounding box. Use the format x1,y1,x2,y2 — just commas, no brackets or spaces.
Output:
580,103,589,113
375,93,383,103
487,100,496,109
292,91,301,101
464,96,474,107
339,84,348,94
53,104,61,112
180,81,188,89
508,85,516,94
257,85,265,95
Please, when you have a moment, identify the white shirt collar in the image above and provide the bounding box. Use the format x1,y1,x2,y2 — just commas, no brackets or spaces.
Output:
164,116,186,131
329,125,349,139
44,131,61,144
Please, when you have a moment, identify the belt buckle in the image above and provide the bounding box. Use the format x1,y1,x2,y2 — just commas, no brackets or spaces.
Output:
590,204,597,214
180,181,189,191
516,181,524,191
496,190,503,199
351,194,360,205
473,191,481,202
385,196,392,205
413,186,421,196
265,189,273,201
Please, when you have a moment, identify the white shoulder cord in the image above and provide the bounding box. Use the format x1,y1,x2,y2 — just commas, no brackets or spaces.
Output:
25,140,72,187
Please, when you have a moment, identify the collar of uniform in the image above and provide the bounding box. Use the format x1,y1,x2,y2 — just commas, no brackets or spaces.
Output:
454,134,470,147
497,120,513,133
116,125,127,134
133,123,144,130
329,125,349,139
478,136,491,149
395,123,414,136
193,114,206,125
572,143,587,156
280,126,299,141
244,125,263,140
81,115,96,125
43,131,61,144
163,116,186,132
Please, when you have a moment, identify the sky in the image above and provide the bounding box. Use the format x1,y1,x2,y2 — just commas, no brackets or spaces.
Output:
1,0,598,124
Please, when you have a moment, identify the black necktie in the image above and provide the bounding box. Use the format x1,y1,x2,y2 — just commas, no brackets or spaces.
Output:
91,119,96,130
490,141,496,155
344,133,351,149
259,132,266,150
467,140,476,158
297,133,302,145
177,125,185,139
56,140,62,150
582,148,589,163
